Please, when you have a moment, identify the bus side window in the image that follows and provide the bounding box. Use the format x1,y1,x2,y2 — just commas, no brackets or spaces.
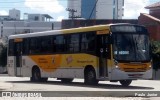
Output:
29,37,41,54
54,35,65,52
22,38,29,55
8,39,14,56
87,33,95,51
41,36,52,53
81,34,88,52
68,34,80,52
52,37,56,52
81,32,95,52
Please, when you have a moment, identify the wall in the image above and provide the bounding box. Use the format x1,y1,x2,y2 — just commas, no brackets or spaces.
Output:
96,0,113,19
0,21,62,38
62,19,138,29
150,9,160,19
138,13,160,41
67,0,124,19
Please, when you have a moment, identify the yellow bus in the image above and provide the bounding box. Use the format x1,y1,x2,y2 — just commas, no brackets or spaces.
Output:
7,23,152,86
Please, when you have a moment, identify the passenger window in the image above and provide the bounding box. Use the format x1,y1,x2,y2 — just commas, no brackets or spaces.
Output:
68,34,80,52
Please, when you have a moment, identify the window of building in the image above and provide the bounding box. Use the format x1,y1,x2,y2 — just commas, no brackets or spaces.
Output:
35,16,39,21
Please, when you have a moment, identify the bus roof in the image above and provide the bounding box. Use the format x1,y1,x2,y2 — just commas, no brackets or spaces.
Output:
8,24,110,39
8,23,139,39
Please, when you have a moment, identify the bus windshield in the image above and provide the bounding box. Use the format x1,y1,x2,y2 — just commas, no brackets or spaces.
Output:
112,33,150,62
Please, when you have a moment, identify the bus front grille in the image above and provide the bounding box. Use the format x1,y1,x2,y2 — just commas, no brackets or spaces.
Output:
123,68,147,72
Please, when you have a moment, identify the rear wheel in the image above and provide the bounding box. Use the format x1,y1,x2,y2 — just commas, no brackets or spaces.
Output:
61,78,73,83
40,78,48,82
30,68,41,82
119,80,132,86
84,69,98,85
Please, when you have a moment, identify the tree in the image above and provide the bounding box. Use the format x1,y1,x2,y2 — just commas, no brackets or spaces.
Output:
151,40,160,70
0,41,7,67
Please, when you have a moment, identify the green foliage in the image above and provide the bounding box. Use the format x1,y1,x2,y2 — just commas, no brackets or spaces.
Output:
0,42,7,67
151,40,160,54
151,40,160,69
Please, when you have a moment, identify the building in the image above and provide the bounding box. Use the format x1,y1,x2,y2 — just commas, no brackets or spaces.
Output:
67,0,124,19
138,2,160,41
145,2,160,19
25,14,53,22
9,8,20,20
0,9,61,39
0,8,20,21
67,0,81,18
0,21,61,39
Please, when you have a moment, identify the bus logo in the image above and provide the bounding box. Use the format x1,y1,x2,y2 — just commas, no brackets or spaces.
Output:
66,56,73,64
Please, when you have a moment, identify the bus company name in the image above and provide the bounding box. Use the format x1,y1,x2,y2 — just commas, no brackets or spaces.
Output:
38,58,48,63
66,56,73,64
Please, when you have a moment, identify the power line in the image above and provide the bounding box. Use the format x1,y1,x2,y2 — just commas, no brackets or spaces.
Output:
66,8,81,19
88,0,99,19
66,8,81,27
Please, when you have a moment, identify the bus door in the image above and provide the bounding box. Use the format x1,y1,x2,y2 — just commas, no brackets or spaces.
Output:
14,40,23,76
97,35,109,77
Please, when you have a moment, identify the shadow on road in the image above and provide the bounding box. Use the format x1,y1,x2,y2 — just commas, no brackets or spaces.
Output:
5,79,154,90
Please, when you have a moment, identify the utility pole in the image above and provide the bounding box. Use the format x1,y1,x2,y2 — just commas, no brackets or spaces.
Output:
117,0,119,19
1,21,3,38
66,8,81,28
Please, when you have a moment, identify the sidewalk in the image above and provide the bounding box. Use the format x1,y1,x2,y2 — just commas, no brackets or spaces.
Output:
0,74,8,77
0,75,13,90
0,67,7,74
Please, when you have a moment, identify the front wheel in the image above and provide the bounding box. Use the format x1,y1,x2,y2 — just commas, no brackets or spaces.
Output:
61,78,73,83
40,78,48,82
119,80,132,86
30,68,41,82
84,69,98,85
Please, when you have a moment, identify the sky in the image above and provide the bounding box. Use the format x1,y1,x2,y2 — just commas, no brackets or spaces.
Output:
0,0,159,21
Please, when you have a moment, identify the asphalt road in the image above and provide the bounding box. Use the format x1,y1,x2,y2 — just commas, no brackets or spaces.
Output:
0,74,160,100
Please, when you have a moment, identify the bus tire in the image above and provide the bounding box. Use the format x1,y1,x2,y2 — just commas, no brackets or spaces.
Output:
30,77,34,82
32,68,41,82
40,78,48,82
119,80,132,86
61,78,73,83
84,69,98,85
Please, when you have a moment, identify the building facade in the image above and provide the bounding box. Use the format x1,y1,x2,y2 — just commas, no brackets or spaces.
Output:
68,0,124,19
145,2,160,19
0,21,61,39
138,2,160,41
0,8,20,21
9,8,20,20
0,9,61,39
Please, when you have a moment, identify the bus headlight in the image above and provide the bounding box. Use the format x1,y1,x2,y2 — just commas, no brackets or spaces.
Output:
116,65,119,68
